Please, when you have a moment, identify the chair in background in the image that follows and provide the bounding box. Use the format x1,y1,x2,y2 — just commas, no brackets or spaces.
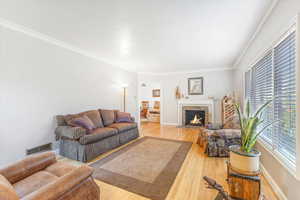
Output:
140,101,149,119
147,101,160,122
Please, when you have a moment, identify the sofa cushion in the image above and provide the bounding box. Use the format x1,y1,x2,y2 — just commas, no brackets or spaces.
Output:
64,114,81,125
100,109,116,126
13,171,58,198
79,127,118,145
44,161,77,177
108,122,137,132
80,110,104,128
68,115,96,131
116,111,133,123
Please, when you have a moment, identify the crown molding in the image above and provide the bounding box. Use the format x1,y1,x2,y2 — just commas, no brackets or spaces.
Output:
0,18,137,72
232,0,279,69
137,67,234,76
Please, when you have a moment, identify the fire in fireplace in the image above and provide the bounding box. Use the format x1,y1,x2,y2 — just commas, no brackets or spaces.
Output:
185,110,205,126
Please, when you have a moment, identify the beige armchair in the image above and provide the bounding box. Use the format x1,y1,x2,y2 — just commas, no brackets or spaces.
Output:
0,152,100,200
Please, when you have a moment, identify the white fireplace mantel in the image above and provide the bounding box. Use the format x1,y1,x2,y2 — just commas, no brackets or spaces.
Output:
177,99,215,126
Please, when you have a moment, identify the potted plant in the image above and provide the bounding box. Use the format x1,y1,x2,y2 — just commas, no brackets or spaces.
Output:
229,100,275,174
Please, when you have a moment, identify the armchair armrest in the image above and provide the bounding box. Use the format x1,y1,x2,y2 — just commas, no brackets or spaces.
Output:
0,152,56,184
0,175,19,200
23,165,95,200
55,126,86,140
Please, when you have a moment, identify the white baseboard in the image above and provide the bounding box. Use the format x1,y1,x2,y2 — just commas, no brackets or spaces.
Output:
161,122,178,126
260,163,288,200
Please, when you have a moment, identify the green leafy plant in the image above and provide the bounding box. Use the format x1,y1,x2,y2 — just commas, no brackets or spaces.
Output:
235,100,276,153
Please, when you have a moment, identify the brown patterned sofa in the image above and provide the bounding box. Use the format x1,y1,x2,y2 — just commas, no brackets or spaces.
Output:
0,152,100,200
200,117,241,157
55,109,139,162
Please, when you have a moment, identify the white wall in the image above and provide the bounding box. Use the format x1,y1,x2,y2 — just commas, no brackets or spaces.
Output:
233,0,300,199
0,25,138,166
139,70,234,125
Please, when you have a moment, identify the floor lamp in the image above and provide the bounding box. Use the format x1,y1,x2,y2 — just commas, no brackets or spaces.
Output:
122,85,127,112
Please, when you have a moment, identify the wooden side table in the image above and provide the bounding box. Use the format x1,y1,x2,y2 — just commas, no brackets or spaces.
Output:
227,162,261,200
197,128,206,148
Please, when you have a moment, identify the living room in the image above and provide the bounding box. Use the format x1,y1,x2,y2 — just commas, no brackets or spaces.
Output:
1,1,299,200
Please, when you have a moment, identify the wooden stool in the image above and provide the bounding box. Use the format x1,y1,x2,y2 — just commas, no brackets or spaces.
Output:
227,162,261,200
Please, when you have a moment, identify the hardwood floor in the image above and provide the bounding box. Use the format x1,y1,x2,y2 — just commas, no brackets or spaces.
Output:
94,122,278,200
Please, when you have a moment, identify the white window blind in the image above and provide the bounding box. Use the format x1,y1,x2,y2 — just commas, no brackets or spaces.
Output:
252,51,273,145
244,70,251,100
245,30,296,165
273,31,296,163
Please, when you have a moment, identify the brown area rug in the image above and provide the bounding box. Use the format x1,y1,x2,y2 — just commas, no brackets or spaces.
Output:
90,136,192,200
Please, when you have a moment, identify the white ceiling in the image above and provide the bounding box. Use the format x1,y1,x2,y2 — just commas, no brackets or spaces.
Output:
0,0,274,73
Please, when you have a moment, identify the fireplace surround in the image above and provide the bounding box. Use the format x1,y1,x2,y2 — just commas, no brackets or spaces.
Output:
182,106,208,126
177,100,214,126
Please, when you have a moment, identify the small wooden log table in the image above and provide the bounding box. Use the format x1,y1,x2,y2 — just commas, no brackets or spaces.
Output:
227,162,261,200
197,127,208,149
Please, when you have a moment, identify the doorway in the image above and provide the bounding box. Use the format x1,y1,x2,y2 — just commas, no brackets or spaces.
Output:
139,82,161,125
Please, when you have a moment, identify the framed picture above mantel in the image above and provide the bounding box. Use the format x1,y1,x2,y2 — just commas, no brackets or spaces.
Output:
188,77,203,95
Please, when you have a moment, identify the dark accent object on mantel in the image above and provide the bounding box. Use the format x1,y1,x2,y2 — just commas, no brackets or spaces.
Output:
0,152,100,200
55,109,139,162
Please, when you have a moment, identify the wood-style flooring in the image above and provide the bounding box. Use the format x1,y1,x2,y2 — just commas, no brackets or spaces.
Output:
92,122,278,200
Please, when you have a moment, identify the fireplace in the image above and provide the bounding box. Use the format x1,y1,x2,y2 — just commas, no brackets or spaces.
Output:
182,106,209,127
185,110,205,126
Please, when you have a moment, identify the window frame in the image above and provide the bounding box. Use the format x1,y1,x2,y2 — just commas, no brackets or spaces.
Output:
243,21,300,179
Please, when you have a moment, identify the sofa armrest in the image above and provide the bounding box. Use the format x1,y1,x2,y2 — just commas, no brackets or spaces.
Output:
0,152,56,184
22,165,96,200
131,116,135,122
55,126,86,140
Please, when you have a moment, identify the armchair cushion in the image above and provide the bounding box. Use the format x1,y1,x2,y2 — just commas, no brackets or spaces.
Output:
22,165,95,200
0,152,56,184
108,122,137,132
79,128,118,145
13,171,59,198
55,126,86,140
0,174,19,200
44,162,77,177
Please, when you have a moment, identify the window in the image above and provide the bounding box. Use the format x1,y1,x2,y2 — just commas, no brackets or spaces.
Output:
244,70,251,100
245,29,296,166
273,31,296,163
250,51,273,145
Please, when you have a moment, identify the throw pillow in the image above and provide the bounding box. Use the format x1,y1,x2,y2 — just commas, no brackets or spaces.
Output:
206,123,223,130
68,115,96,131
100,109,116,126
116,111,133,123
80,110,104,128
223,116,240,129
